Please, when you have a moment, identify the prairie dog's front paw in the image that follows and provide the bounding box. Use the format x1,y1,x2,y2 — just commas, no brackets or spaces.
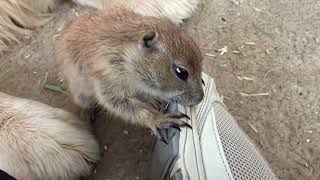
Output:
147,98,168,111
148,112,191,144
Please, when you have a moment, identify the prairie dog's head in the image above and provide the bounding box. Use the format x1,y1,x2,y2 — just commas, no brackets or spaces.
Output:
125,20,204,106
60,10,204,106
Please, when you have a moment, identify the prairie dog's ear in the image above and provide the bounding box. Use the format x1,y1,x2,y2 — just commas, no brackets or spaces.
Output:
142,31,157,49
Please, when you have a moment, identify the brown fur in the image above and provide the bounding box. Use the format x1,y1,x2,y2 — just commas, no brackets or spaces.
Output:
0,0,199,54
73,0,199,23
56,9,203,134
0,92,99,180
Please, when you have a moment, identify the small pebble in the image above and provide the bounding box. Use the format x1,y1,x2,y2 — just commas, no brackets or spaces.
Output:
265,49,271,55
24,53,30,59
123,130,129,135
57,27,63,31
306,139,311,143
231,50,241,54
218,46,228,55
232,0,239,5
104,145,108,151
136,177,140,179
72,9,79,16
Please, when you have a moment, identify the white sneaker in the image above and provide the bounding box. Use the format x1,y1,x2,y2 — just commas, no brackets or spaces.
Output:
150,73,277,180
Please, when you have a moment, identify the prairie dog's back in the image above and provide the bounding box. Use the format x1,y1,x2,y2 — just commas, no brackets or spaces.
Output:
0,92,99,180
57,9,185,65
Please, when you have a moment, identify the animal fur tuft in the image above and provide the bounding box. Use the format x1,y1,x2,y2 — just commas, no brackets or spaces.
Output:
0,92,99,180
0,0,199,54
73,0,200,23
0,0,58,54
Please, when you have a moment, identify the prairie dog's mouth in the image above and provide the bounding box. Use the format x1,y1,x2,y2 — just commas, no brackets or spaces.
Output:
160,100,178,114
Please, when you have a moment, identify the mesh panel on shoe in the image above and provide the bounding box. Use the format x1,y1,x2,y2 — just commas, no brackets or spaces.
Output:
213,102,277,180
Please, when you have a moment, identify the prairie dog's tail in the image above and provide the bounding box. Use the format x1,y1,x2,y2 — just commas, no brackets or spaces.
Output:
0,0,58,53
73,0,200,23
0,92,99,180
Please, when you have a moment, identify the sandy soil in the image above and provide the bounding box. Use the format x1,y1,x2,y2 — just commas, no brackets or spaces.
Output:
0,0,319,179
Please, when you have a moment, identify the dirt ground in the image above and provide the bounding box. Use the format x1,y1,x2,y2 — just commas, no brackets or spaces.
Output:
0,0,319,179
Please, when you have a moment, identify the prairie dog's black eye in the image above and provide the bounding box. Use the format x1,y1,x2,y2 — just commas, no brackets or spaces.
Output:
175,66,188,81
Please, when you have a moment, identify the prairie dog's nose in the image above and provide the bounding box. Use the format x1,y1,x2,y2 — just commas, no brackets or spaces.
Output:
194,88,204,104
198,88,204,103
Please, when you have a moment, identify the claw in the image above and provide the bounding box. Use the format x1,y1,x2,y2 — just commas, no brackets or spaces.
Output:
169,124,181,131
89,106,100,123
183,122,192,129
181,114,190,120
157,128,168,145
168,113,190,120
174,120,192,129
89,112,97,123
164,120,192,130
81,105,99,123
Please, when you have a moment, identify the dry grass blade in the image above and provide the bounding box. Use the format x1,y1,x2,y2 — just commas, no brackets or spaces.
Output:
41,72,48,89
205,53,215,57
244,42,256,45
52,34,61,41
44,84,64,93
253,7,262,12
248,122,258,133
259,134,264,149
240,92,269,97
221,95,231,103
237,76,255,81
231,50,241,54
264,69,276,79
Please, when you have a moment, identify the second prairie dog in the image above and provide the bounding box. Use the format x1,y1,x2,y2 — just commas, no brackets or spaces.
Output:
0,92,99,180
0,0,198,53
73,0,199,23
56,9,204,135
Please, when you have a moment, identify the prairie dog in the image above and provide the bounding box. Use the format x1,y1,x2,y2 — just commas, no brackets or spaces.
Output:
0,92,99,180
73,0,199,23
56,9,204,136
